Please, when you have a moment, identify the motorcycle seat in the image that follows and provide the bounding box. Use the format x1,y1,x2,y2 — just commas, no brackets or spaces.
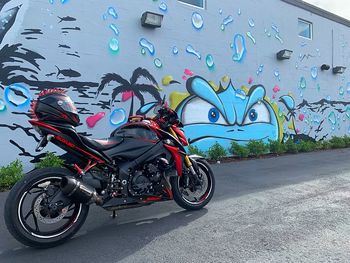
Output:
79,135,123,151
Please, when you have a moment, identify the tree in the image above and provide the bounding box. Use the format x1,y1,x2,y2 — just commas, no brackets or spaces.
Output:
96,67,161,115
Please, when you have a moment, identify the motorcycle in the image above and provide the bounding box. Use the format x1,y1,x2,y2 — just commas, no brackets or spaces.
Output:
4,88,215,248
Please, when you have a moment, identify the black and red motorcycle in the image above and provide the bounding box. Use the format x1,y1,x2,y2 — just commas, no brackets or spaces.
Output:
4,89,215,248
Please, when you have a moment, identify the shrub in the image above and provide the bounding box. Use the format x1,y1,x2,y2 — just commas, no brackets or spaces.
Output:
343,136,350,147
188,145,207,157
285,138,298,154
229,141,249,158
0,160,23,191
35,152,65,169
314,141,324,151
329,136,346,149
320,140,332,150
297,140,316,152
247,140,268,157
207,142,226,161
268,140,286,155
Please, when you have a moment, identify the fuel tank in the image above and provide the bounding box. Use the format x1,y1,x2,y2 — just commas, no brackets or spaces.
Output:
104,123,159,160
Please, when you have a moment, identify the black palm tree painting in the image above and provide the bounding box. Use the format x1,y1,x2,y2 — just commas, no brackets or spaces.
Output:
96,67,162,116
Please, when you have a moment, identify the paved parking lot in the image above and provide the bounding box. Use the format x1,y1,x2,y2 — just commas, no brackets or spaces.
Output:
1,149,350,262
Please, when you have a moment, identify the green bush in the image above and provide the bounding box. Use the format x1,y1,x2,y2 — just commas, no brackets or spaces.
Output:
285,138,298,154
247,140,268,157
343,136,350,147
229,141,249,158
314,141,325,151
35,152,65,169
297,140,316,153
0,160,23,191
207,142,226,161
329,136,346,149
188,145,207,157
268,140,286,155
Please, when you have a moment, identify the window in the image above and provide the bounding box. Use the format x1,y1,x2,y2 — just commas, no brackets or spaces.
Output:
298,18,313,39
178,0,206,9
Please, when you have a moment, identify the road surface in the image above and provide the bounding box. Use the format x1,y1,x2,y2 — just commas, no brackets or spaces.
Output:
1,149,350,262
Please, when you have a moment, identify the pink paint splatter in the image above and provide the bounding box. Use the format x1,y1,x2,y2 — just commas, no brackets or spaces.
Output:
184,69,194,76
272,94,276,99
298,114,305,121
273,85,280,93
295,128,301,134
248,77,253,84
182,75,187,80
86,112,106,128
122,91,133,102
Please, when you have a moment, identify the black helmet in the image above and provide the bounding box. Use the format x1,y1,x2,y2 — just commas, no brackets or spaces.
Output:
31,89,80,126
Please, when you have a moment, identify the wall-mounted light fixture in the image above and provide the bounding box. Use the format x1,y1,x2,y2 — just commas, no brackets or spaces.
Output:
141,11,163,28
321,64,330,71
332,66,347,74
276,49,293,60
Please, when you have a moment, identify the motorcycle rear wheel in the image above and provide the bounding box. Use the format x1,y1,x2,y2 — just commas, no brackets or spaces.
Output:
4,167,89,248
170,159,215,210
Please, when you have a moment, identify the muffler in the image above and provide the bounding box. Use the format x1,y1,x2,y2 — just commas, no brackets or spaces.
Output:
61,176,103,206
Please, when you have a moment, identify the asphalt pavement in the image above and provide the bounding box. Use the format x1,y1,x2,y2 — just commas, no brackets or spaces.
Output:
1,149,350,263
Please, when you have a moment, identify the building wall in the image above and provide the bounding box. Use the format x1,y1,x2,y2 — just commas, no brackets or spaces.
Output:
0,0,349,169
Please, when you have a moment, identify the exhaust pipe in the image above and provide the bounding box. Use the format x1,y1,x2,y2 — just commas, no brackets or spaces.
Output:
61,176,103,206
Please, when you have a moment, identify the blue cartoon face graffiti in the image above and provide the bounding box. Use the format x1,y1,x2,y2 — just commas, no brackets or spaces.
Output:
175,77,281,151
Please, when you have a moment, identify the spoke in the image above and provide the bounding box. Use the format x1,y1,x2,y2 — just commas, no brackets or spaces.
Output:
32,213,40,232
24,209,34,220
67,204,75,212
30,189,45,194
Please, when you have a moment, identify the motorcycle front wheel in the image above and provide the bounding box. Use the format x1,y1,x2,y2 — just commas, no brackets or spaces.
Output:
4,167,89,248
170,159,215,210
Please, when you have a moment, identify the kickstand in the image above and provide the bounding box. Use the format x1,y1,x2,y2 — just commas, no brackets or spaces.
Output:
111,210,117,219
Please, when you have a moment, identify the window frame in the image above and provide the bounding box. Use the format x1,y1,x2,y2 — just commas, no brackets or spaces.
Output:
178,0,206,9
298,18,313,40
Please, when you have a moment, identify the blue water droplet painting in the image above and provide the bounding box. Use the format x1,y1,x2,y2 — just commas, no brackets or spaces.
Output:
271,24,279,33
139,38,155,56
192,12,204,30
186,44,201,60
109,38,119,53
154,58,163,68
172,46,179,55
299,77,307,89
232,34,246,62
110,108,127,127
256,64,264,76
221,15,233,30
248,18,255,27
4,84,31,108
311,66,318,79
275,34,284,44
246,32,256,44
0,99,6,112
109,24,119,36
108,7,118,19
159,2,168,12
206,54,215,69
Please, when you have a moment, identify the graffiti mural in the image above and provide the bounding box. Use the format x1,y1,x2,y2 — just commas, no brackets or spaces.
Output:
0,0,349,167
171,76,294,150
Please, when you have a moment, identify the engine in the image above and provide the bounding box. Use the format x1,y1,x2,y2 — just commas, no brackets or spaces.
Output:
130,162,164,196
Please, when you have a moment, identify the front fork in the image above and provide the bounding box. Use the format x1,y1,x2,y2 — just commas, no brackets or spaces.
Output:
168,128,200,184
